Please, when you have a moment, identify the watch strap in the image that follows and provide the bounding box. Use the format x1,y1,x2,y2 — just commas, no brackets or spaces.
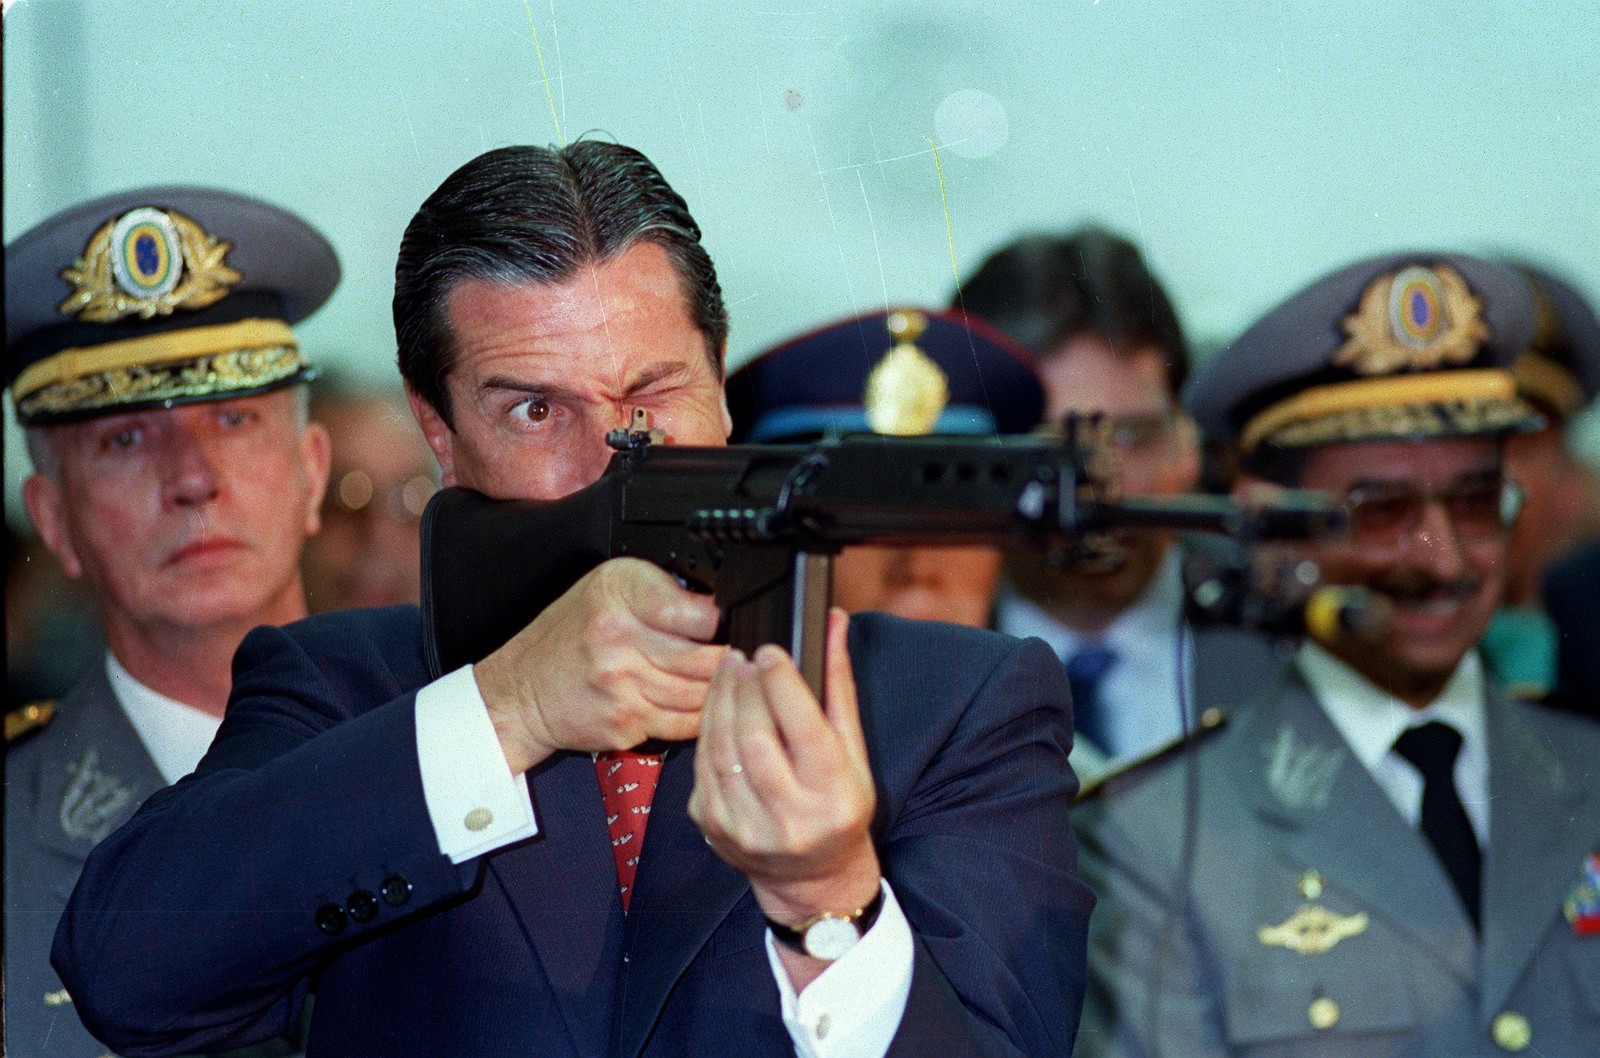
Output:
766,884,886,956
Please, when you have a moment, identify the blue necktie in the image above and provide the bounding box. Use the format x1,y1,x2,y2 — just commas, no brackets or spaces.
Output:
1066,645,1119,755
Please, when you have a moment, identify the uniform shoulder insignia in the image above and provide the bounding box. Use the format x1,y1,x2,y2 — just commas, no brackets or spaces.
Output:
6,700,57,745
1076,707,1229,802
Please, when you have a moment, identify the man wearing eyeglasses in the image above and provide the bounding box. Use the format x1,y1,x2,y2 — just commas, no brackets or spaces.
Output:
1073,253,1600,1057
959,228,1280,779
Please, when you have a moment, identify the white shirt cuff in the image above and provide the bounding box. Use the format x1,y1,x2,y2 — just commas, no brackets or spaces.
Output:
766,880,914,1058
414,665,539,863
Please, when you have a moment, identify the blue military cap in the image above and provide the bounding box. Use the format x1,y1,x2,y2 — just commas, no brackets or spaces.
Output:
6,186,338,426
1186,253,1542,454
728,307,1045,442
1507,263,1600,423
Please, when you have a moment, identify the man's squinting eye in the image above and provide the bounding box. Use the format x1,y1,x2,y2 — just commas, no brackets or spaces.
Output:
511,397,552,424
218,409,255,428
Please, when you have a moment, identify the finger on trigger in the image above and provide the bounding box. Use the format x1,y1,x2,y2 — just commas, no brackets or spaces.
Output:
823,607,867,755
751,644,833,777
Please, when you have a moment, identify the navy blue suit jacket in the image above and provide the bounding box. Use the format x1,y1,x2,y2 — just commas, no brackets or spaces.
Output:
55,607,1091,1057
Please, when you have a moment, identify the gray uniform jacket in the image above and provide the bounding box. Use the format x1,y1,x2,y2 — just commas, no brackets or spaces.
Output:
5,669,309,1058
1074,658,1600,1058
5,666,164,1058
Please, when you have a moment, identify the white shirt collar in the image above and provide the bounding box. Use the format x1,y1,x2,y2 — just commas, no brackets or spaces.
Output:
105,652,223,785
1294,640,1489,842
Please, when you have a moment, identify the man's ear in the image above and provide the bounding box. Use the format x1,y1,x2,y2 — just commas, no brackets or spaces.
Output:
299,421,334,536
716,339,733,441
406,385,458,486
22,473,84,579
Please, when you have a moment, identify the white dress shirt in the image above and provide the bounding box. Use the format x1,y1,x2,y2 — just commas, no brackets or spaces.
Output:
413,666,913,1058
997,549,1192,763
107,652,222,785
1296,642,1490,845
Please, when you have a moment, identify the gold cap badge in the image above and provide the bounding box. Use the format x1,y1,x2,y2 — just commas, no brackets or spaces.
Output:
58,206,242,324
864,310,949,436
1334,265,1488,376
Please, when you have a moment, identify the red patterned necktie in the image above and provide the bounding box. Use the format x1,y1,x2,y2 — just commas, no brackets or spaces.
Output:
595,750,662,910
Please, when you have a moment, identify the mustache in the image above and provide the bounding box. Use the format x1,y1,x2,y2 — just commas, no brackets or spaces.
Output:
1369,572,1484,605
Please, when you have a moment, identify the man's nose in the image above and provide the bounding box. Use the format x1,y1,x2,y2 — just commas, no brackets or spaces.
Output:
1404,498,1469,578
162,425,221,507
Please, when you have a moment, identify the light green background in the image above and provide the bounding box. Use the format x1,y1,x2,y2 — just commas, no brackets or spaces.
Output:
7,0,1599,523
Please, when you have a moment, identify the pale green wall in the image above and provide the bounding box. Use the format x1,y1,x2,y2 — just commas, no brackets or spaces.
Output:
7,0,1599,521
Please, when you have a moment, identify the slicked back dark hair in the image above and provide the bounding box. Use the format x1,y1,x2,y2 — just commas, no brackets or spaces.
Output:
955,226,1189,395
394,141,729,426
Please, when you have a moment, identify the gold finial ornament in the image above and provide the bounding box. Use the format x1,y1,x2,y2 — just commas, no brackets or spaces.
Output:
864,310,949,436
1334,265,1489,376
58,206,242,324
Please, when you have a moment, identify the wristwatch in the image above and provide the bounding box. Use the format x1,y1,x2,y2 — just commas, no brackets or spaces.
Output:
765,886,886,961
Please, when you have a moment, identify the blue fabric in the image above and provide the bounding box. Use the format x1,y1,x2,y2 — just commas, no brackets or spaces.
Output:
1066,644,1120,756
54,606,1093,1058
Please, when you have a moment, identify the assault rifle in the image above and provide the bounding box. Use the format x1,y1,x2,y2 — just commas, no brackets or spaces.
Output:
421,413,1343,692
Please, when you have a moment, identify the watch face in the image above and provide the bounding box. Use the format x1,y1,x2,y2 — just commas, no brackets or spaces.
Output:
802,916,860,961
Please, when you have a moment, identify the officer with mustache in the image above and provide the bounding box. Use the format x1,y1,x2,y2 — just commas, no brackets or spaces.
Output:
1074,253,1600,1057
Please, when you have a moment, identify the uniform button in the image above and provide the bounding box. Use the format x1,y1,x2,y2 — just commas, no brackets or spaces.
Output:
347,889,379,923
1308,997,1339,1030
464,807,494,831
315,903,348,936
381,875,412,906
1492,1011,1531,1052
815,1013,831,1040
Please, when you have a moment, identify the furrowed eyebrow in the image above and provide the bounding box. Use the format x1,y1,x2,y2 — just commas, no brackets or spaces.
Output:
478,360,699,404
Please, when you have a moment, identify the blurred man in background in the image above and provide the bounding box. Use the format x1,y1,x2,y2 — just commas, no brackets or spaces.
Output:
302,378,437,612
726,305,1044,628
5,187,335,1058
1481,263,1600,699
959,227,1273,778
1079,252,1600,1057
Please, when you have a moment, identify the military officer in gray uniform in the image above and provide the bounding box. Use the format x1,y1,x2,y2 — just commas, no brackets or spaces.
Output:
5,188,336,1057
1074,253,1600,1057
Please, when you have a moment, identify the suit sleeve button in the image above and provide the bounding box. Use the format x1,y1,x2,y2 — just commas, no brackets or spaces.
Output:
347,889,379,923
315,903,348,936
381,875,412,906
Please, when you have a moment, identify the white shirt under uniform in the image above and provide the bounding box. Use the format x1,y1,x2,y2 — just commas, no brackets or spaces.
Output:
415,665,914,1058
1296,641,1490,846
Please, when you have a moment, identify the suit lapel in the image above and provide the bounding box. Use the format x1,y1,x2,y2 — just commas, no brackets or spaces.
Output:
487,751,623,1058
33,668,166,896
1247,680,1477,984
616,743,750,1058
1479,692,1591,1018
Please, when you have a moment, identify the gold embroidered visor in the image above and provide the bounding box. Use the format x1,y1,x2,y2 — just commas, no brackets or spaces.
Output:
11,318,310,424
1239,368,1542,452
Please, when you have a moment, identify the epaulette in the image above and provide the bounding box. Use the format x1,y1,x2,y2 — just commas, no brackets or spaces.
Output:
6,700,57,745
1075,706,1229,802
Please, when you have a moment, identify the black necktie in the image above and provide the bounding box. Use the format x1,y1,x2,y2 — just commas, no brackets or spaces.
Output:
1066,645,1119,755
1392,722,1481,930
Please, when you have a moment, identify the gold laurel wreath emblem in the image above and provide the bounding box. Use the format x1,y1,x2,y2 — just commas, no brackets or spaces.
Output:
58,210,242,323
1333,265,1488,376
